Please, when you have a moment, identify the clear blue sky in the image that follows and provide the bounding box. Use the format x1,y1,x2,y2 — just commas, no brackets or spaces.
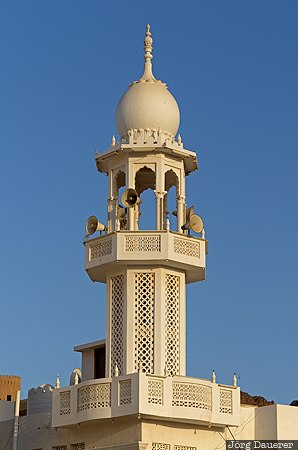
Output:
1,1,297,404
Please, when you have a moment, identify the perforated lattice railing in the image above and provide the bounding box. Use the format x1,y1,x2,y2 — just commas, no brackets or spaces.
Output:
90,238,112,260
119,379,132,405
173,237,200,258
174,446,196,450
54,375,237,427
134,272,155,373
148,379,163,405
219,389,232,414
77,383,111,412
152,445,196,450
125,235,161,252
71,444,85,450
111,274,124,375
152,444,170,450
59,391,71,415
165,274,180,376
172,382,212,410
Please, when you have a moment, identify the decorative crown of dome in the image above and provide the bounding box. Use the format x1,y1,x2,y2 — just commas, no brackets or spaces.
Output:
115,25,180,139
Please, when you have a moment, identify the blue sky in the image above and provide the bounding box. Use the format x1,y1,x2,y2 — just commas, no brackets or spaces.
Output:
0,1,297,404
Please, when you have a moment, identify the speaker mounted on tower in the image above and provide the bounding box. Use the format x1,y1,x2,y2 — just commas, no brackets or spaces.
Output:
121,188,140,208
117,205,127,230
181,213,204,233
85,215,107,236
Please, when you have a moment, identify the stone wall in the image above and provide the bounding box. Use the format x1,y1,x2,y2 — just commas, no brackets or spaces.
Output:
0,375,21,401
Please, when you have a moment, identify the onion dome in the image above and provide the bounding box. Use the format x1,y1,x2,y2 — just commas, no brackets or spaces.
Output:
115,25,180,139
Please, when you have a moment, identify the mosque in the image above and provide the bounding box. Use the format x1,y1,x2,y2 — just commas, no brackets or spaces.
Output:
0,25,298,450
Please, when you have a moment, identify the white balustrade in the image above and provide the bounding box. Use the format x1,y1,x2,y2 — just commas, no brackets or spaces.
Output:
52,373,239,428
85,231,206,284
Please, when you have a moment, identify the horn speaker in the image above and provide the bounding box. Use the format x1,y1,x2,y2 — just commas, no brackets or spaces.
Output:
181,213,204,233
85,215,107,235
121,188,140,208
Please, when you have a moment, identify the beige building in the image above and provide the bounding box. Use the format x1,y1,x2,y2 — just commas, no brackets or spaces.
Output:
0,375,21,402
1,25,298,450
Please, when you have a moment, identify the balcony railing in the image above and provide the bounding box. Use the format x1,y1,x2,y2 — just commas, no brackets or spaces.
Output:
52,372,240,428
85,231,207,283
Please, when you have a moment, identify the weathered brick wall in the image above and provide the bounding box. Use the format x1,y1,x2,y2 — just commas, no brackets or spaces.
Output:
0,375,21,401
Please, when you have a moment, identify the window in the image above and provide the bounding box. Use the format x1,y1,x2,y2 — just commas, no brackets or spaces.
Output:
94,346,105,379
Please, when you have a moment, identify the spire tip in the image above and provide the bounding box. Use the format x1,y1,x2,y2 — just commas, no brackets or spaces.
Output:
138,23,157,82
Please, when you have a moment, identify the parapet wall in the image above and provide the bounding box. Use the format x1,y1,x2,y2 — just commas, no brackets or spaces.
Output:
0,375,21,401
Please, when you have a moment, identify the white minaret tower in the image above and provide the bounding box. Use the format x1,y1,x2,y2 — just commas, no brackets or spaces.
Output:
85,25,206,379
52,26,240,441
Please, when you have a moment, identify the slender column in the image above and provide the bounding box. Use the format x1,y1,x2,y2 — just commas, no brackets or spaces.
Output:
134,204,140,230
128,207,135,231
154,191,166,230
107,197,117,232
177,195,186,233
126,162,136,231
163,192,168,229
12,390,20,450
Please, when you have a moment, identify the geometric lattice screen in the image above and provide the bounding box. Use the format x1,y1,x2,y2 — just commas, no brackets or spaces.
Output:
111,274,124,375
165,274,180,376
134,272,155,373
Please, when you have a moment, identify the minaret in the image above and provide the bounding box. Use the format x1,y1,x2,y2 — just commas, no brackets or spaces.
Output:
84,25,207,379
52,26,240,437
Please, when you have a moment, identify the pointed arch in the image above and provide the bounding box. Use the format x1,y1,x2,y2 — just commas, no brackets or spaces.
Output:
113,169,126,197
135,166,156,195
135,166,156,230
165,169,179,231
165,169,179,193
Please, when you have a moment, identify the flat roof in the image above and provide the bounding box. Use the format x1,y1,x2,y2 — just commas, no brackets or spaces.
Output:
74,339,105,352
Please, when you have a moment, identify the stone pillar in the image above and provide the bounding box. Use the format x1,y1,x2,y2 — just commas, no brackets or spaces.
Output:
177,195,186,233
107,197,117,232
128,206,135,231
154,191,166,230
134,204,140,231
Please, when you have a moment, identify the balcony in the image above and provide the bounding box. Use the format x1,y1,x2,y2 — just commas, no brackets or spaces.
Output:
52,372,240,428
84,231,207,283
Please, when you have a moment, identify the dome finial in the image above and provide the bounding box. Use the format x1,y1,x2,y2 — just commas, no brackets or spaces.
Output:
139,24,157,82
145,24,152,61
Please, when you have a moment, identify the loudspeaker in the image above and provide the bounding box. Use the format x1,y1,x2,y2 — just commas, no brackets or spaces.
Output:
121,188,140,208
186,206,194,221
85,215,107,235
181,213,204,233
117,205,127,230
172,206,194,219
